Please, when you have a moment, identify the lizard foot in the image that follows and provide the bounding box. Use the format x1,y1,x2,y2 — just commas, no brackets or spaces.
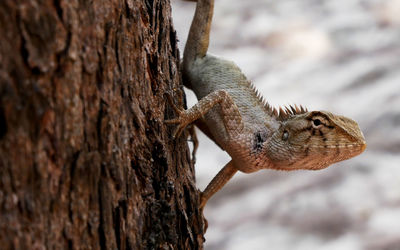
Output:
199,193,209,233
165,92,190,138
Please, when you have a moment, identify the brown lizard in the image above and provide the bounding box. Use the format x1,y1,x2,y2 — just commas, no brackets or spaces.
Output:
166,0,366,210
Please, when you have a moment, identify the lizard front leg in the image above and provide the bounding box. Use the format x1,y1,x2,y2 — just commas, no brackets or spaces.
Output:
165,90,244,209
165,89,244,139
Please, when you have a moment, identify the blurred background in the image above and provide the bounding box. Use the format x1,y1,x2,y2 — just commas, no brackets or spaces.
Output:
171,0,400,249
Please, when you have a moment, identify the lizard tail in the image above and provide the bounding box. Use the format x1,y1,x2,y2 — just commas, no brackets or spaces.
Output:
183,0,214,68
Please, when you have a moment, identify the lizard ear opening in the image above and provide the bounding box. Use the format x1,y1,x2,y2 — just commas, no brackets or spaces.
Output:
282,130,289,141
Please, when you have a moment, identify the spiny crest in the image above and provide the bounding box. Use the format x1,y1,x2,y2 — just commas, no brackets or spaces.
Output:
277,104,308,120
247,81,307,120
263,103,307,120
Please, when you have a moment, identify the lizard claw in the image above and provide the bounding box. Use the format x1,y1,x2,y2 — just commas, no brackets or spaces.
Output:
168,123,186,139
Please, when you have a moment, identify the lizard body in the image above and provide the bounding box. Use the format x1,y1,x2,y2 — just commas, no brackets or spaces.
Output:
167,0,366,209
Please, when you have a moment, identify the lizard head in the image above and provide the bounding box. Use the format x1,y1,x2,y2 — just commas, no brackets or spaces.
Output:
267,111,366,170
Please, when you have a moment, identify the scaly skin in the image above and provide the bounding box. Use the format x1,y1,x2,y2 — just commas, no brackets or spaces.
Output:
166,0,366,210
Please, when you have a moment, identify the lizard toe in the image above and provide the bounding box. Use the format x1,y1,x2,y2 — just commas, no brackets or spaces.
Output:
165,92,185,115
164,118,181,124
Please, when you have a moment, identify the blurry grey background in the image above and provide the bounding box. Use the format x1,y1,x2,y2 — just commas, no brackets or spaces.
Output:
171,0,400,249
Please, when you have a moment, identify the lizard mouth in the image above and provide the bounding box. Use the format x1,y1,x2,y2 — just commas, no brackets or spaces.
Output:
360,142,367,153
333,141,367,162
350,140,367,155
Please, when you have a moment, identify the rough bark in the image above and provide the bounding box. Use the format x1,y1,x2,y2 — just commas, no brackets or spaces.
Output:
0,0,204,249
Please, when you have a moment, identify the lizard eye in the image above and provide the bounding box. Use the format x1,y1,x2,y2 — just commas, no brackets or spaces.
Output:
312,119,322,128
282,130,289,141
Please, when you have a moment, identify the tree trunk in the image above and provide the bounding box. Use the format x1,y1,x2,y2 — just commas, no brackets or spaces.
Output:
0,0,204,249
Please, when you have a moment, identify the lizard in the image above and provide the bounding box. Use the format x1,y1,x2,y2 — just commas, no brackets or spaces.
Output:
166,0,367,210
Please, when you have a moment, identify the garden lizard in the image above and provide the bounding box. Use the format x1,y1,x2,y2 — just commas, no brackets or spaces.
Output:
166,0,366,209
